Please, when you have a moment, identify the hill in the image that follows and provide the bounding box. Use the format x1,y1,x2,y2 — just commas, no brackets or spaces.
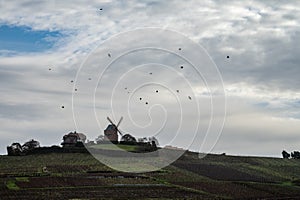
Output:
1,150,300,199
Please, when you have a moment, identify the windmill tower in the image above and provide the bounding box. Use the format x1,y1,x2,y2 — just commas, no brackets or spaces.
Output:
104,116,123,143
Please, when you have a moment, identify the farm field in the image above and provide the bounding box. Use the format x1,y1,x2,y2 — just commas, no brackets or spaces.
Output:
89,144,139,151
1,150,300,199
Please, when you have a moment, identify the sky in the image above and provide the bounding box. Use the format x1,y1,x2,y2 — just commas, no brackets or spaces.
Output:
0,0,300,157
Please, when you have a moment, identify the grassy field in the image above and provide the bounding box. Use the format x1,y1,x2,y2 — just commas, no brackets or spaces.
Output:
1,150,300,199
89,143,138,151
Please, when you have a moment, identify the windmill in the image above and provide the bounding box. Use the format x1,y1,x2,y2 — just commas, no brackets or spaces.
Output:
104,116,123,143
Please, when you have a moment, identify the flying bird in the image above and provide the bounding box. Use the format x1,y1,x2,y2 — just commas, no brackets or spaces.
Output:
108,53,111,57
188,96,192,100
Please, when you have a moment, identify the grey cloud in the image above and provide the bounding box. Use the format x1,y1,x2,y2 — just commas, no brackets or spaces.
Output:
0,0,300,157
0,103,44,120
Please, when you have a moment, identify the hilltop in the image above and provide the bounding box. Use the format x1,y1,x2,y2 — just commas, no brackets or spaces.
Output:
1,151,300,199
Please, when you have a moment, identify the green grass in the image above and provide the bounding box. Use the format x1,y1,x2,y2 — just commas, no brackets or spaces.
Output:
15,177,29,182
2,152,300,199
6,180,20,190
89,144,137,151
281,181,294,186
0,153,111,177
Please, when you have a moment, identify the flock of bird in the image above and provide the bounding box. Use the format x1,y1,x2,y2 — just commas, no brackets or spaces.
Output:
50,20,231,110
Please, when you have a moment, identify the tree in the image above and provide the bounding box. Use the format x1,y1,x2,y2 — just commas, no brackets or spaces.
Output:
282,150,290,159
95,135,105,144
291,151,300,159
148,136,159,146
22,139,40,152
7,143,23,156
138,137,147,143
121,134,137,143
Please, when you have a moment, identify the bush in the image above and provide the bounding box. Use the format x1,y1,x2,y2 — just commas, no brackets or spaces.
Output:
282,150,290,159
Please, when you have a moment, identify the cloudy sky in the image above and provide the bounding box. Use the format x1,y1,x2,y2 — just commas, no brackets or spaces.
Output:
0,0,300,157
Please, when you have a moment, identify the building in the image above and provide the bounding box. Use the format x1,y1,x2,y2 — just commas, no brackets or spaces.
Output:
104,124,118,143
61,131,86,147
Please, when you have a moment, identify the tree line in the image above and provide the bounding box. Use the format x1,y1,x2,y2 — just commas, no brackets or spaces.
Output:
282,150,300,159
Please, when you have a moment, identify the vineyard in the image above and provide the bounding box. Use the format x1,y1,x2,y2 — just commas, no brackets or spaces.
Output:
1,151,300,199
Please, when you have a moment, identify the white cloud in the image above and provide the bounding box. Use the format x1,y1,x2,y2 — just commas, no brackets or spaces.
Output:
0,0,300,156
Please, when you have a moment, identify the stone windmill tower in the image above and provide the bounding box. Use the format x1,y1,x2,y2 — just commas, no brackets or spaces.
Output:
104,116,123,143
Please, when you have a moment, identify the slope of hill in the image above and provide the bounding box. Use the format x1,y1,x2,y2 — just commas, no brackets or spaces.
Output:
1,151,300,199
